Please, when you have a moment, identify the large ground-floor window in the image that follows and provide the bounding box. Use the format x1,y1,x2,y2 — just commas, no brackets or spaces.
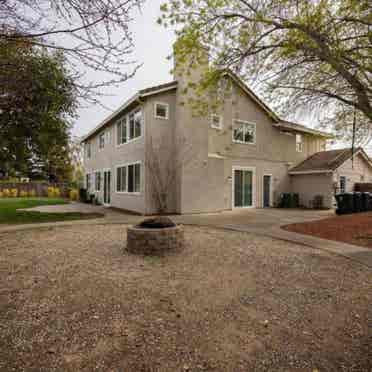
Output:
116,162,141,193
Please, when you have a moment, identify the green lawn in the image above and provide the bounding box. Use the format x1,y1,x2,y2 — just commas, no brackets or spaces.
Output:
0,198,103,224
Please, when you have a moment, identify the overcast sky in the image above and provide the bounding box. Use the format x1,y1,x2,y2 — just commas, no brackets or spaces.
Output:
73,0,175,138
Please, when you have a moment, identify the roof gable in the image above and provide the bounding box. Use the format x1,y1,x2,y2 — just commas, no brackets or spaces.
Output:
289,147,372,174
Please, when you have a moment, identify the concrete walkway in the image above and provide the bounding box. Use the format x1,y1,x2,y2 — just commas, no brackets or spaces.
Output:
2,203,371,269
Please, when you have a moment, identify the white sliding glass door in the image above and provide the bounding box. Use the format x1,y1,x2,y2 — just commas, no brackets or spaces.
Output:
233,167,255,208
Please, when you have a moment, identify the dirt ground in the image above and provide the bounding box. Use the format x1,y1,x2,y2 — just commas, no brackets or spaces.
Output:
0,225,371,372
283,211,372,249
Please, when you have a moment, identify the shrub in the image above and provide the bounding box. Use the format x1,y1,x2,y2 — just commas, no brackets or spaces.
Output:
20,190,28,197
2,189,10,197
0,191,3,198
69,188,79,201
54,187,61,197
47,186,61,198
10,188,18,197
29,189,36,197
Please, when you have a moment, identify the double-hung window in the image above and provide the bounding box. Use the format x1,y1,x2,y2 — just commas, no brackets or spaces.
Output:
233,120,256,144
154,102,169,119
116,109,142,145
211,114,222,129
117,163,141,193
99,132,105,149
296,134,303,152
340,176,346,193
95,171,101,191
86,142,91,159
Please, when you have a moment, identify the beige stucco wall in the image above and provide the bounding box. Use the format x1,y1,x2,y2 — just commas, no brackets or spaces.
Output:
174,70,327,213
290,173,334,209
334,153,372,192
143,91,178,214
83,100,147,214
83,59,329,214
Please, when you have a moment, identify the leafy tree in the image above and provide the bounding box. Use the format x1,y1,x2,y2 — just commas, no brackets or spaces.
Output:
160,0,372,142
0,39,76,181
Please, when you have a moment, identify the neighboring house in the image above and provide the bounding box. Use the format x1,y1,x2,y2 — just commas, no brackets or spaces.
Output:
289,147,372,208
81,55,341,214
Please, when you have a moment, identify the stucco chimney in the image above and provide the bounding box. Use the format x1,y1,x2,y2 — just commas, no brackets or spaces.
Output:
172,37,209,87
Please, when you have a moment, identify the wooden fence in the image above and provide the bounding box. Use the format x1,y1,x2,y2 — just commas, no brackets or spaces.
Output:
354,183,372,193
0,182,71,197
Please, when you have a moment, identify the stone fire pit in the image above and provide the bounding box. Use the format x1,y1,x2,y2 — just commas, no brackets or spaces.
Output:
126,217,184,255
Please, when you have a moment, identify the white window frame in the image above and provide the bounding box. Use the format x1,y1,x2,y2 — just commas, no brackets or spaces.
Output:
154,102,169,120
340,175,347,193
211,114,223,130
94,171,101,192
116,108,143,147
98,132,105,150
115,161,142,195
86,173,92,190
232,120,256,145
232,166,256,209
296,134,303,152
86,142,91,159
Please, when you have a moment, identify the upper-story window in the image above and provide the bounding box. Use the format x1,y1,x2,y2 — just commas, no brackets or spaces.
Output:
99,132,105,149
233,120,256,144
154,102,169,120
117,109,142,146
211,114,222,129
296,134,303,152
86,142,91,159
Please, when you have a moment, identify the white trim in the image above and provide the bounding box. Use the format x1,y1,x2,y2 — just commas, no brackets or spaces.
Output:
232,119,256,145
115,107,143,148
289,169,332,175
94,170,102,192
102,168,111,207
115,161,143,195
208,152,226,159
262,174,273,208
140,83,177,97
232,166,256,209
81,82,177,143
295,134,303,153
210,114,223,130
154,101,170,120
98,132,105,151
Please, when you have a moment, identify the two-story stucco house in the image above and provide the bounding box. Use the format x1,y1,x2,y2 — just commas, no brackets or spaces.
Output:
81,57,372,214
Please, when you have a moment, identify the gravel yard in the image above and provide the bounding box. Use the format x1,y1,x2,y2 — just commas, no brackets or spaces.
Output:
0,225,371,372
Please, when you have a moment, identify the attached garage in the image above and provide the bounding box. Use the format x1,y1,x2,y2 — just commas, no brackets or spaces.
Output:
289,148,372,209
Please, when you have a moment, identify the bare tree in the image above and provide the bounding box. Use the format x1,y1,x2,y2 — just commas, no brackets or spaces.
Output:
146,135,193,214
0,0,144,104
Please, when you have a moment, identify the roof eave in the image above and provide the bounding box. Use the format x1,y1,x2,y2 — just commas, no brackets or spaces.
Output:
289,169,333,175
81,82,178,143
274,122,333,139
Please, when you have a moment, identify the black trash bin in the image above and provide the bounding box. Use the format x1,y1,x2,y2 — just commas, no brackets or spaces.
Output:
361,192,370,212
335,193,348,214
290,193,299,208
353,192,362,213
